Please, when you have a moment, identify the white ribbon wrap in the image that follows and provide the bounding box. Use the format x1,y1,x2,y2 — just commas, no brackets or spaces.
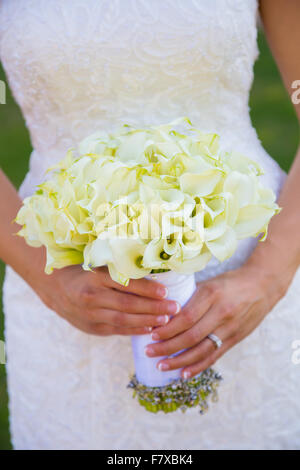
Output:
131,271,196,387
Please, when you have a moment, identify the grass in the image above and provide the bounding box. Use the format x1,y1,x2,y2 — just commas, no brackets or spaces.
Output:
0,30,299,450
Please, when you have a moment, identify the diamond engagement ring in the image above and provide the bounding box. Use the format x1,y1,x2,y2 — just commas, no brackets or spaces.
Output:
207,333,223,350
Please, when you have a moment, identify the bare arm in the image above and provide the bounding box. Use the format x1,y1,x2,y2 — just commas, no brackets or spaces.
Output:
246,0,300,287
0,170,48,291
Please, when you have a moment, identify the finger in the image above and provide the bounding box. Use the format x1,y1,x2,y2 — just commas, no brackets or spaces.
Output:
145,307,221,358
179,301,237,347
150,285,214,341
65,316,97,335
180,337,235,379
156,324,229,372
110,277,169,300
156,337,215,372
97,267,169,299
89,308,171,328
94,289,180,316
67,313,153,336
92,324,153,337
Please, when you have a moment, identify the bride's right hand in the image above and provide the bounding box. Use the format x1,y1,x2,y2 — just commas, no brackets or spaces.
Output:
33,263,180,336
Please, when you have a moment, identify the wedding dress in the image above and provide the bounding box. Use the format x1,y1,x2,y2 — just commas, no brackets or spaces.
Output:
1,0,300,450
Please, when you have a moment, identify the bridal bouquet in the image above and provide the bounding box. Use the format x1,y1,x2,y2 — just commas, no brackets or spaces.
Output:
15,117,280,414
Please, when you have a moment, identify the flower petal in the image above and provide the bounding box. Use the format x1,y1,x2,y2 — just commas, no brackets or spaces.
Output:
180,170,223,197
234,205,277,239
206,228,237,262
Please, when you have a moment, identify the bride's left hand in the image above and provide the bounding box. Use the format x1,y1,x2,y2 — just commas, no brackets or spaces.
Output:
145,264,290,379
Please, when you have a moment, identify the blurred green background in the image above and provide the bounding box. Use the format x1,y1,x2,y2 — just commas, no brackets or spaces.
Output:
0,31,299,450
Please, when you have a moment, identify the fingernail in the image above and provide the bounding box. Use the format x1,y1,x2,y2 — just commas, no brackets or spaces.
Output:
144,345,155,357
158,362,170,371
157,315,169,325
183,370,191,380
144,327,152,333
151,331,160,341
158,287,168,299
168,301,181,315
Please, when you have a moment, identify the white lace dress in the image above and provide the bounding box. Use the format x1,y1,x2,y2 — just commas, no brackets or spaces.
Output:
1,0,300,450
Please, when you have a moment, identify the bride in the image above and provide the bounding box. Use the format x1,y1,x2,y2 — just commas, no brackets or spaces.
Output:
0,0,300,450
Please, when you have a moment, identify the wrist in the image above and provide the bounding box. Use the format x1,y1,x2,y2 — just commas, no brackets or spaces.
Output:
242,241,297,301
24,246,56,305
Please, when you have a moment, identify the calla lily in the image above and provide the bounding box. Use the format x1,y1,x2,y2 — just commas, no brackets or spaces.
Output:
177,153,216,174
45,149,75,174
45,246,83,274
141,174,173,191
186,206,205,240
187,133,220,159
78,131,110,155
223,171,256,208
224,151,263,176
155,141,182,159
161,212,184,239
107,264,131,286
139,182,159,205
204,212,227,242
163,233,180,256
234,204,278,239
143,238,170,269
180,170,223,197
51,211,75,246
95,205,130,238
104,167,140,202
222,192,239,227
168,246,212,273
115,131,149,165
83,238,113,270
109,238,151,282
158,189,185,211
206,227,237,262
257,185,277,205
180,230,203,259
200,196,225,220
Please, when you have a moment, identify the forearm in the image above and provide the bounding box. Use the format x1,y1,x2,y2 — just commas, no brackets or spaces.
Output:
245,147,300,289
0,170,47,289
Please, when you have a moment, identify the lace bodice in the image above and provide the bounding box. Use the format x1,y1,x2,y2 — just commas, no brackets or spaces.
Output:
0,0,258,140
0,0,262,174
2,1,298,451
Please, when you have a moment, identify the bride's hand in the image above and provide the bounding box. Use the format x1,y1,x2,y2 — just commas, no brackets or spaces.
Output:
144,264,291,378
33,264,180,336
